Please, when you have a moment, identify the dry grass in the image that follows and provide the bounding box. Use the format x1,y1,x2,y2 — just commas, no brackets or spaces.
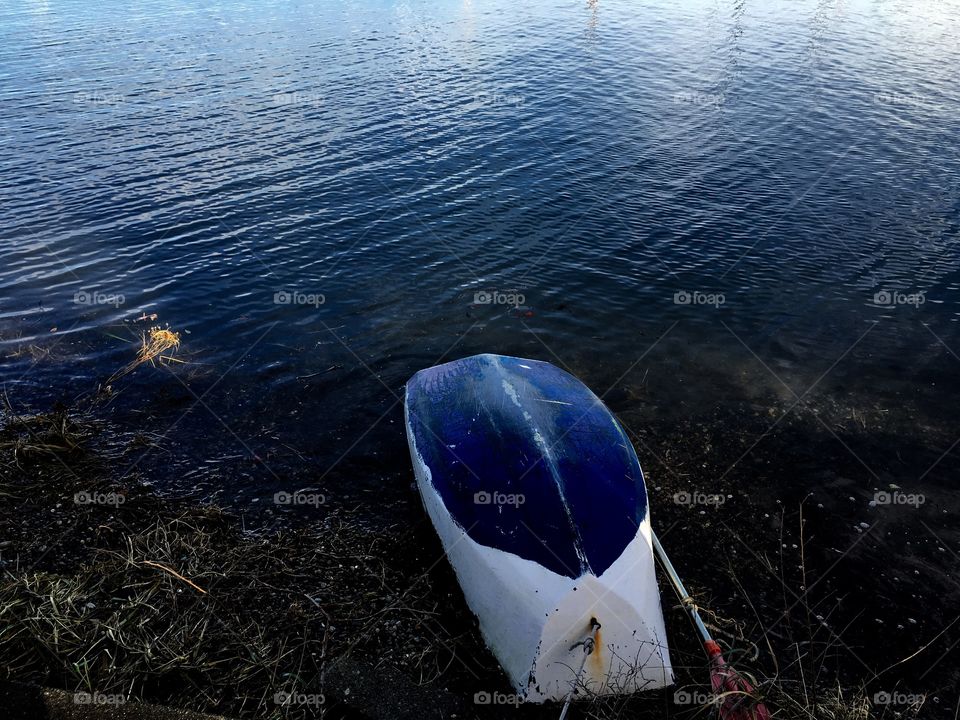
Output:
4,343,55,362
103,326,182,388
0,404,472,719
1,514,303,712
0,337,927,720
0,398,904,720
0,497,408,718
136,327,181,365
0,397,98,462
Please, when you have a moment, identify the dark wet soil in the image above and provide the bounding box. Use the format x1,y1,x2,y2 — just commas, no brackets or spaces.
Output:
1,381,956,720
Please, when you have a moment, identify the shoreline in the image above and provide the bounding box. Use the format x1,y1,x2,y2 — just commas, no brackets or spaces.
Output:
1,382,953,719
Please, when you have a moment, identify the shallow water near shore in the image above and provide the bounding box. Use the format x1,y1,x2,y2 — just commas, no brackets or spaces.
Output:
1,0,959,715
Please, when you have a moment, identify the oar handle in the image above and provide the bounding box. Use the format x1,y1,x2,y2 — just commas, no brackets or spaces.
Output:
651,530,721,657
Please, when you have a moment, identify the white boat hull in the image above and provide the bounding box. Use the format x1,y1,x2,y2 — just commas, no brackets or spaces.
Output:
404,354,673,701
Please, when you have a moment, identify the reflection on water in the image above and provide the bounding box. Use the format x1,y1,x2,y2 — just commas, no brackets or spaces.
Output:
0,0,958,513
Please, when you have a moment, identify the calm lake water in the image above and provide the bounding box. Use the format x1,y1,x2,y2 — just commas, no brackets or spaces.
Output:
2,0,958,509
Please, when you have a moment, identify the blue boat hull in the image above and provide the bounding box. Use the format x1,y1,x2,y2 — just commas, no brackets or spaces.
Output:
405,354,673,701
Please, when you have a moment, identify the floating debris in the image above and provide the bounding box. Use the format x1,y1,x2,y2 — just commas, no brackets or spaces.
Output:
102,324,182,388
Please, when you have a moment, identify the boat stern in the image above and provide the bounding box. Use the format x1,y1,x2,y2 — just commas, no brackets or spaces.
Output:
523,534,673,702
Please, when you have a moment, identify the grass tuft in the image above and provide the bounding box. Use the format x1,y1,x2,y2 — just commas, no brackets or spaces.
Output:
103,326,182,389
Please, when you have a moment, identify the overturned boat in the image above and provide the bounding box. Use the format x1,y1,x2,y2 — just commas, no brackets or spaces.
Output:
404,353,673,702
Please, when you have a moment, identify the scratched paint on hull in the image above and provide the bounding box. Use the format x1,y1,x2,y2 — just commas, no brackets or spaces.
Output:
405,353,648,578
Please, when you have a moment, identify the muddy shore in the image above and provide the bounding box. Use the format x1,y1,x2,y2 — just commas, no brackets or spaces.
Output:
1,376,956,719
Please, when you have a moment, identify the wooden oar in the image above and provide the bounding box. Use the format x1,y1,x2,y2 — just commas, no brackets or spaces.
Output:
652,531,772,720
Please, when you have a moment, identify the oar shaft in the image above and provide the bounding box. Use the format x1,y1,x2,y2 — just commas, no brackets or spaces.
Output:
651,530,714,646
652,532,774,720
